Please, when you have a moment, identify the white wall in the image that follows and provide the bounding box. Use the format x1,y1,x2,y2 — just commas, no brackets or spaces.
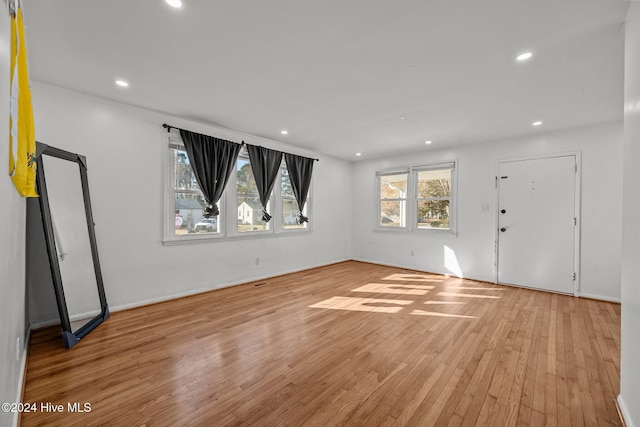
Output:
620,4,640,426
28,82,352,321
0,9,28,427
351,121,623,301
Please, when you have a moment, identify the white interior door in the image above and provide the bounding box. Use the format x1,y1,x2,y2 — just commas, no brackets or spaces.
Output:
497,155,577,294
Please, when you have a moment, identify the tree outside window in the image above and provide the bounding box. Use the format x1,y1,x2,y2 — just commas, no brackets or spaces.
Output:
417,168,452,229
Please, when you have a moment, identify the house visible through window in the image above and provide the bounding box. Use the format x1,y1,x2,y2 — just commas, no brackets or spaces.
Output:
236,156,269,233
171,147,219,236
164,133,312,243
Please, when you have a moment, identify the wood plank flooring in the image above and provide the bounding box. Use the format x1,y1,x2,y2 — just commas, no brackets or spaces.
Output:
20,261,621,426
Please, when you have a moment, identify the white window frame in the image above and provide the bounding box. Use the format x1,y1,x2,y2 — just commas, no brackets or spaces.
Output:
163,131,312,245
375,169,410,231
374,161,457,235
412,162,456,234
280,161,312,233
163,133,226,243
230,149,276,237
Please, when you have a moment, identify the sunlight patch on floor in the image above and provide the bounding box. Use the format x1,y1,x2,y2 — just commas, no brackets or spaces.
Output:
308,270,497,316
351,283,434,295
308,297,413,313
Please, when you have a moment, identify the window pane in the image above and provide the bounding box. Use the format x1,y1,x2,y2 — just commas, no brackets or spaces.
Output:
380,174,407,199
417,169,451,198
380,201,406,227
282,167,308,230
281,168,295,198
175,193,218,235
173,149,200,191
417,200,450,229
283,198,307,230
237,158,269,232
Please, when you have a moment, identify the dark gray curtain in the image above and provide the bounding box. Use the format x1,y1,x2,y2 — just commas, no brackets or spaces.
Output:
284,153,315,223
246,144,283,222
179,129,242,218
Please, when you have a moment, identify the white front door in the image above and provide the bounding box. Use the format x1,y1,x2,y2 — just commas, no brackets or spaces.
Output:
497,155,577,294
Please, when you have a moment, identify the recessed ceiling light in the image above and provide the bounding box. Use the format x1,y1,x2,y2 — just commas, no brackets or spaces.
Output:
280,130,288,135
532,121,542,126
165,0,182,8
355,153,362,156
115,80,129,87
516,52,533,62
425,140,432,145
400,117,405,120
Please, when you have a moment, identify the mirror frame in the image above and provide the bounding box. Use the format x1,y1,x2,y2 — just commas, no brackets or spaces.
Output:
35,142,110,349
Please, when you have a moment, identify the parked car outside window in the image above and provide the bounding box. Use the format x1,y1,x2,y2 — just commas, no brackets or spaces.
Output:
194,218,217,232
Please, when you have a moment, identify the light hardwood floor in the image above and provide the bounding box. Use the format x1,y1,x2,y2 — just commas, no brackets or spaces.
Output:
21,261,621,426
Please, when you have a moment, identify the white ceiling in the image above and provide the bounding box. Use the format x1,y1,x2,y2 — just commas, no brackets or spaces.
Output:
24,0,629,160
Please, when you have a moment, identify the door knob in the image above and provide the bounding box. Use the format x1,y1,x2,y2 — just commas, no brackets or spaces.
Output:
501,209,506,214
500,227,506,232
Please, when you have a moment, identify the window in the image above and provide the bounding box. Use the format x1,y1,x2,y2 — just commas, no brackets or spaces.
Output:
281,166,308,230
377,171,408,228
164,132,312,243
170,145,220,237
375,162,456,233
236,155,269,233
415,164,453,230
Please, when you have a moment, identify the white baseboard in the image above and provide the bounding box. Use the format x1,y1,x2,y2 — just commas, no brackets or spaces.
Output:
69,310,102,322
351,257,496,284
109,258,351,313
12,328,30,427
28,258,351,328
618,394,635,427
353,258,623,302
578,293,621,303
29,259,620,331
353,257,450,276
29,318,61,330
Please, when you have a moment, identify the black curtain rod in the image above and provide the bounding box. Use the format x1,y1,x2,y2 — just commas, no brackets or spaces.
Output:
162,123,245,146
163,123,319,162
248,143,319,162
289,151,320,162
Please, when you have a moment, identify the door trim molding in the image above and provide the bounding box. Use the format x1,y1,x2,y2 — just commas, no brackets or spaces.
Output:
494,151,582,296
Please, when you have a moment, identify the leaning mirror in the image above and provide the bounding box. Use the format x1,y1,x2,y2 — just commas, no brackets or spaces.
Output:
35,143,109,349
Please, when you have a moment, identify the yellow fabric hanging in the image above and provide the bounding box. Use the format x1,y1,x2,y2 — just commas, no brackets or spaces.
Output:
9,5,38,197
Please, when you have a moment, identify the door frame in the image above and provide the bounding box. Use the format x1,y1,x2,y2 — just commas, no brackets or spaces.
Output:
494,151,582,296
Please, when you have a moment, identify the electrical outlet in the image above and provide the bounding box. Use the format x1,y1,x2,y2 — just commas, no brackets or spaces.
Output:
16,337,20,361
411,250,415,256
255,257,260,265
